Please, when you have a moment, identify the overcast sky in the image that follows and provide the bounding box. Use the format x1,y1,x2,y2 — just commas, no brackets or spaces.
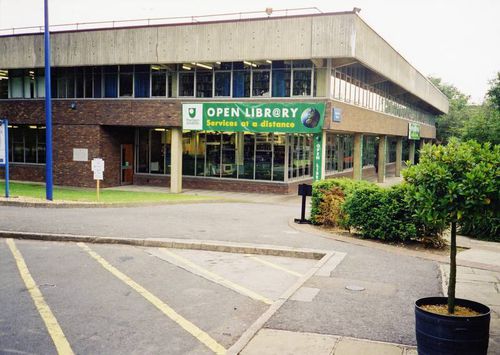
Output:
1,0,499,103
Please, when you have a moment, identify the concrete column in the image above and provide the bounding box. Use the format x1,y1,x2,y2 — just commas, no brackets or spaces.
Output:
353,133,363,180
170,127,183,193
409,140,416,165
377,135,387,183
395,137,403,177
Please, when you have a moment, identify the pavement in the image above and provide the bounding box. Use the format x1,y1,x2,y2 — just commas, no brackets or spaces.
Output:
0,182,499,354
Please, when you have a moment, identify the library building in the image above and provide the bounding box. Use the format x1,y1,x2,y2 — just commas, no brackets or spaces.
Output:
0,9,448,193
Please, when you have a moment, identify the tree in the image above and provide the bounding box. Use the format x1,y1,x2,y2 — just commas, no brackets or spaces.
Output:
486,72,500,111
428,77,470,143
461,105,500,145
404,139,499,313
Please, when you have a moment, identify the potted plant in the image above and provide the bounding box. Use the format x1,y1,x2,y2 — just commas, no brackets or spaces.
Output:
403,139,498,355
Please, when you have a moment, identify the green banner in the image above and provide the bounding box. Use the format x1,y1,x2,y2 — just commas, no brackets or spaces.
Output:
182,102,325,133
313,133,324,181
408,123,421,140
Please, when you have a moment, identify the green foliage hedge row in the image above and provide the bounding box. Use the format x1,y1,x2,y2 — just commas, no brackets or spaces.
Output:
311,178,440,242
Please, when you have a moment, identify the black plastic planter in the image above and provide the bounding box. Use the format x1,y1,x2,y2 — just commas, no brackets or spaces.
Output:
415,297,490,355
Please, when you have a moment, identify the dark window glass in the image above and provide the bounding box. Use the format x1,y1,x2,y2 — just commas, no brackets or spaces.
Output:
196,71,212,98
179,72,194,96
119,65,133,97
150,129,169,174
205,133,221,177
255,133,272,180
11,127,24,162
84,67,93,98
238,133,254,179
273,134,286,181
134,65,150,98
0,77,8,99
214,71,231,96
66,68,75,98
137,128,149,173
104,66,118,98
152,69,166,97
182,131,196,176
221,133,236,178
232,71,250,97
272,62,291,97
252,71,270,97
75,67,84,98
25,127,37,163
93,67,102,98
37,127,46,164
293,70,312,96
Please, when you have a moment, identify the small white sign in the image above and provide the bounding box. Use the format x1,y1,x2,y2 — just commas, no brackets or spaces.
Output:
182,103,203,130
0,122,5,165
73,148,88,162
93,170,103,180
91,158,104,180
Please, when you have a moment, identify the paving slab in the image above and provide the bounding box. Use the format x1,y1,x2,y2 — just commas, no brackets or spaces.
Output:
333,338,404,355
241,328,339,355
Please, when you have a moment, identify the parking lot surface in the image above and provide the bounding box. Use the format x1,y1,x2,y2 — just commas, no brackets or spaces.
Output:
0,239,317,354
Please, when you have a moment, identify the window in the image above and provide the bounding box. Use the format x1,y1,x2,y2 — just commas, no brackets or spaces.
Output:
288,133,312,180
119,65,133,97
75,67,84,98
151,66,167,97
178,66,194,97
93,67,103,98
252,71,270,97
271,61,291,98
8,125,45,164
362,136,376,167
134,65,150,98
83,67,93,98
196,71,213,98
104,66,118,98
135,128,171,174
215,71,231,97
232,62,250,98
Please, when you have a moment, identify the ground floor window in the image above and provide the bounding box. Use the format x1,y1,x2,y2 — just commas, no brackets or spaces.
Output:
387,137,397,163
182,131,310,182
135,128,171,174
8,125,45,164
363,135,376,167
324,133,355,173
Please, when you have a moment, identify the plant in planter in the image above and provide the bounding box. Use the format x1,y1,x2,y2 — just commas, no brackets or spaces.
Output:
403,139,499,355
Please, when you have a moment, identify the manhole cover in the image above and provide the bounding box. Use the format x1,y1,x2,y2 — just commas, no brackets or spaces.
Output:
345,285,365,291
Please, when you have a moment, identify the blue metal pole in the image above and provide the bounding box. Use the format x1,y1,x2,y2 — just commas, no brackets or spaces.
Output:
44,0,53,200
3,119,8,198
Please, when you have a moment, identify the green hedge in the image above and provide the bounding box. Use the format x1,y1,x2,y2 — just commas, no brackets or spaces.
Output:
310,178,374,225
311,178,444,242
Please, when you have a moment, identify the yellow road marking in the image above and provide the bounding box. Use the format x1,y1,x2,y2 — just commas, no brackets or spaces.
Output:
157,249,273,305
246,255,303,277
5,239,74,355
77,243,226,355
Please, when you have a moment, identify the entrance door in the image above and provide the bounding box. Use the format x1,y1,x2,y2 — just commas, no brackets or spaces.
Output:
121,144,134,184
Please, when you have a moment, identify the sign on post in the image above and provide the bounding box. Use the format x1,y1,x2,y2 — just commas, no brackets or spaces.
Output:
91,158,104,200
0,119,9,198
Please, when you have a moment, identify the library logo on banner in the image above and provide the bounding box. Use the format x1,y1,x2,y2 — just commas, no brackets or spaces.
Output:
182,103,203,130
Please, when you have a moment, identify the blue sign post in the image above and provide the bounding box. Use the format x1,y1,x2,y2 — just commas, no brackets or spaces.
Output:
44,0,53,200
0,119,9,198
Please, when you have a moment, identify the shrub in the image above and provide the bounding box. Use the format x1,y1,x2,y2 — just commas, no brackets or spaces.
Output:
342,184,420,242
314,187,347,227
310,178,374,225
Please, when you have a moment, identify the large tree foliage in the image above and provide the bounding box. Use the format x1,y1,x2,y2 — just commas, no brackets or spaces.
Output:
428,77,470,143
404,139,500,312
430,73,500,145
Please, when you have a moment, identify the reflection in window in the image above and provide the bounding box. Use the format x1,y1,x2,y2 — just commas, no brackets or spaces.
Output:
119,65,133,97
152,67,167,97
252,71,270,97
272,61,291,97
292,70,312,96
179,71,194,97
134,65,150,98
104,66,118,98
196,71,213,98
215,71,231,97
8,125,45,164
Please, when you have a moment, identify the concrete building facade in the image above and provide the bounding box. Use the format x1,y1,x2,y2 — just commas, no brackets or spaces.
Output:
0,10,448,193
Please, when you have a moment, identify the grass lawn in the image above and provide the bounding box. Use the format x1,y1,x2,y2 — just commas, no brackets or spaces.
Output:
0,182,213,204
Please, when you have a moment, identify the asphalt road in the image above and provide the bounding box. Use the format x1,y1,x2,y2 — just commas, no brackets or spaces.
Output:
1,239,316,354
0,203,442,347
